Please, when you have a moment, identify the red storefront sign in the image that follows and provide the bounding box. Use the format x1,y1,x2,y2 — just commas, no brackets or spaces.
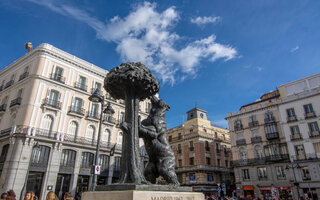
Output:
278,187,291,190
243,186,254,190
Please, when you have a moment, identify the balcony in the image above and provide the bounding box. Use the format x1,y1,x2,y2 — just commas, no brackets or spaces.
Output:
251,136,262,143
50,73,65,84
258,176,268,181
265,154,289,162
178,149,182,154
91,88,102,95
305,112,316,119
86,111,100,121
236,139,246,146
59,162,75,174
287,116,297,123
216,148,221,154
205,146,210,151
290,134,302,141
264,117,275,123
42,98,62,110
74,82,87,92
10,97,22,108
234,124,243,131
68,106,85,117
266,132,279,140
291,153,320,161
4,80,14,89
309,131,320,138
248,121,259,128
19,71,29,81
103,116,116,124
189,146,194,151
0,104,6,112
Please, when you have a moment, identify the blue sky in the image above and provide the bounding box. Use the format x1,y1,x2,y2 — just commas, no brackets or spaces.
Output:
1,0,320,129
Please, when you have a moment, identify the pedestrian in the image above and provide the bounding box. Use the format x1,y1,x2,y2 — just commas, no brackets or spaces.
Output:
0,193,8,200
23,191,34,200
63,192,74,200
6,190,15,200
46,191,58,200
208,195,214,200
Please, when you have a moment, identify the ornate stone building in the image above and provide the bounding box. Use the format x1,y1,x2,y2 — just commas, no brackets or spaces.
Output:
166,107,234,197
0,43,150,199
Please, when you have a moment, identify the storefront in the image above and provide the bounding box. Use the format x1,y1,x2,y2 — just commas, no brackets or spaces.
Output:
243,185,254,198
303,188,318,200
278,187,292,199
259,187,272,198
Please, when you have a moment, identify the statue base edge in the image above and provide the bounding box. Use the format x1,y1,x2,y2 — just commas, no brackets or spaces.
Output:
96,184,192,192
83,190,204,200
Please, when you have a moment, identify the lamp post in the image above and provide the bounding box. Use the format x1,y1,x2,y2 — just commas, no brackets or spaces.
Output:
20,141,40,200
286,163,301,199
89,89,114,191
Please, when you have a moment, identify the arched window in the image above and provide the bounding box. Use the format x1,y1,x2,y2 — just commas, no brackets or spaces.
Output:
31,145,51,168
0,144,9,163
60,149,76,167
102,129,111,143
68,121,78,136
254,145,264,159
99,154,109,172
239,147,247,161
117,132,123,144
41,115,54,131
81,152,94,168
85,125,95,139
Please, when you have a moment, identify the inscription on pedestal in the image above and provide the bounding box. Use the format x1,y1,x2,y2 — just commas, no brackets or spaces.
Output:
150,196,195,200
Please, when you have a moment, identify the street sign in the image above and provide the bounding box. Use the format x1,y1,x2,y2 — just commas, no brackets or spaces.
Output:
94,165,101,175
237,188,241,193
218,188,221,192
222,183,226,188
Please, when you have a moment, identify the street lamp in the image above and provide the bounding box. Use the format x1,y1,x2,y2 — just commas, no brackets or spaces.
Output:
88,89,114,191
286,163,301,199
20,141,40,200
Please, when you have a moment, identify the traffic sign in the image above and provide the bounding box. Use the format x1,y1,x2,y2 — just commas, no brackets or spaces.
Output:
94,165,101,175
222,183,226,188
218,188,221,192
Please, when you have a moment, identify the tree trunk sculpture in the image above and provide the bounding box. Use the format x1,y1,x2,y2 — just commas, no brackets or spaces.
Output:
104,62,160,184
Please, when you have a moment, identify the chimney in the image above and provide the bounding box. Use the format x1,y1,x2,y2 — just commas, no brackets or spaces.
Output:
25,42,32,53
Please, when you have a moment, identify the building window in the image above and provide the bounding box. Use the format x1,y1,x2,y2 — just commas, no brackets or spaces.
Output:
85,125,95,140
290,126,301,139
265,112,274,122
0,144,9,163
78,76,87,89
94,82,102,92
117,132,123,144
189,141,194,151
207,173,214,182
114,156,121,171
31,145,50,165
178,133,182,139
217,159,220,167
309,122,320,136
225,160,228,167
68,121,78,137
295,145,306,160
119,112,125,123
81,152,94,168
178,159,182,167
60,149,76,167
205,141,210,151
41,115,54,131
301,167,311,180
313,142,320,157
254,145,264,159
242,169,250,180
257,167,267,179
239,147,248,161
189,157,194,165
189,173,196,183
276,166,286,179
304,104,314,114
168,136,172,142
89,103,99,118
102,129,111,144
48,90,60,107
215,132,218,138
178,144,181,154
52,66,64,82
206,157,211,165
146,102,151,113
99,154,109,172
287,108,296,117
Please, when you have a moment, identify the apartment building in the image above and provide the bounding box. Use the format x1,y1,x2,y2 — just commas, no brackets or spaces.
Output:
166,107,234,197
277,73,320,199
226,90,292,199
0,43,150,199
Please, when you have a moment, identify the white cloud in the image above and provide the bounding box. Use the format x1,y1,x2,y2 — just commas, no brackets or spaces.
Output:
27,1,237,84
190,16,221,25
257,66,263,71
290,46,299,52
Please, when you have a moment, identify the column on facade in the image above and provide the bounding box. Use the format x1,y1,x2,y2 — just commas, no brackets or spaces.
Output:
69,149,81,196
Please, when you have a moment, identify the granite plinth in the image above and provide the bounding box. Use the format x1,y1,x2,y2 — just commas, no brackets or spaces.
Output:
96,184,192,192
83,190,204,200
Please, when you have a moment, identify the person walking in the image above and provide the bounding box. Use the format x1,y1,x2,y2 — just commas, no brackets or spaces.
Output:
63,192,74,200
23,191,34,200
45,191,58,200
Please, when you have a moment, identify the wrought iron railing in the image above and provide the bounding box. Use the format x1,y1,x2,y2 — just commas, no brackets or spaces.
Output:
42,98,62,109
4,80,14,89
248,121,259,128
10,97,22,107
19,71,29,81
74,82,87,92
236,139,246,145
287,116,297,123
50,73,66,84
251,136,262,143
265,132,279,140
103,116,116,124
68,106,85,116
87,111,100,120
264,117,275,123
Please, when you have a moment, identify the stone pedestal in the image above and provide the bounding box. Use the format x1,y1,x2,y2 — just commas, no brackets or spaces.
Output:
83,190,204,200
